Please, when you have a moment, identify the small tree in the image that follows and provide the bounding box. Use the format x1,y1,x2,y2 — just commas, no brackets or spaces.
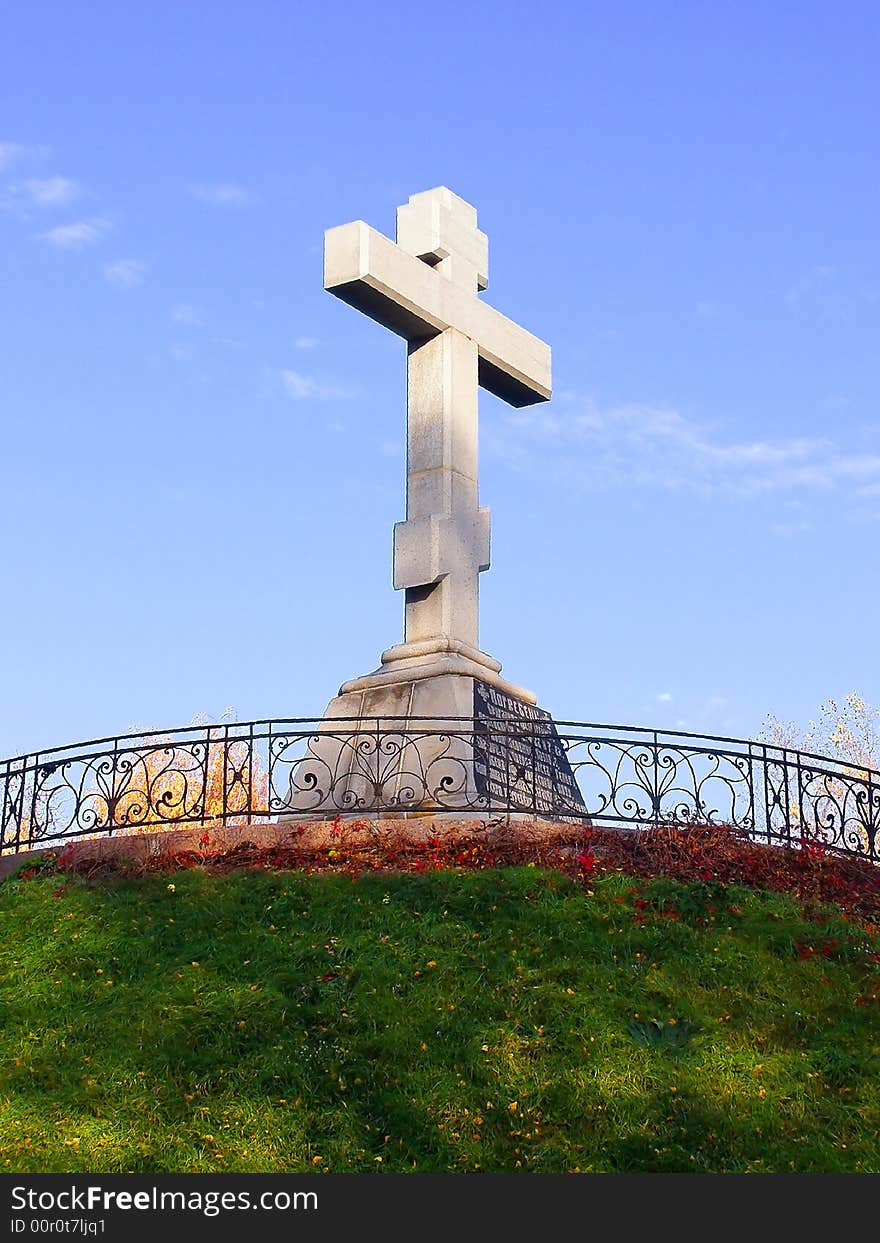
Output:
9,708,269,851
762,693,879,774
760,693,879,854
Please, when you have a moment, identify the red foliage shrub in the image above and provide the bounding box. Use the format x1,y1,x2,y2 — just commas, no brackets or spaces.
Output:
36,817,880,925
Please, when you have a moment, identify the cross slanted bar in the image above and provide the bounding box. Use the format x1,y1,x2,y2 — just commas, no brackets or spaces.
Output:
324,187,551,658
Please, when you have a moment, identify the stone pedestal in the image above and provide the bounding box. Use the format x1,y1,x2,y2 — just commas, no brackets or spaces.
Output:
280,642,586,818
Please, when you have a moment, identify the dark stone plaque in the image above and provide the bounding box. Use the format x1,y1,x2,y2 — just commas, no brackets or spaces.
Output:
473,682,588,816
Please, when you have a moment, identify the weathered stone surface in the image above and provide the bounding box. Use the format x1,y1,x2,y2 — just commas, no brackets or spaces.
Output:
284,671,485,816
281,669,585,818
324,217,550,404
396,187,489,291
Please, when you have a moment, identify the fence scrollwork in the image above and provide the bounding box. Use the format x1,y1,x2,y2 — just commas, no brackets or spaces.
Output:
2,718,877,862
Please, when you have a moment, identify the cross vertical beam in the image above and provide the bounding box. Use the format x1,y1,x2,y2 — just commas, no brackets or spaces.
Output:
394,328,489,650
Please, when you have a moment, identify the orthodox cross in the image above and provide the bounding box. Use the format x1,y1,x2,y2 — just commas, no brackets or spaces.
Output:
324,187,551,660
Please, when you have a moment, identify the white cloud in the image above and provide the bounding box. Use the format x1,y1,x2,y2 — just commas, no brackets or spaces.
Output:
657,692,673,703
785,265,837,306
21,176,79,206
0,141,48,171
849,505,880,524
769,520,813,538
38,216,110,250
280,369,357,401
294,336,320,350
170,303,203,326
0,168,78,216
0,142,24,171
785,265,878,317
104,258,146,288
189,182,249,206
281,370,317,399
490,400,880,501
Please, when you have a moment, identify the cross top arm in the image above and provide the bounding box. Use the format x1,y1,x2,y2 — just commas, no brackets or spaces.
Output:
324,188,551,407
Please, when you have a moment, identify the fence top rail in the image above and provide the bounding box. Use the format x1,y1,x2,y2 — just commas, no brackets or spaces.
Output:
1,716,878,787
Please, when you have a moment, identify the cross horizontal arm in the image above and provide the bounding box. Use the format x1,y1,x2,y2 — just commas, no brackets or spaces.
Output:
324,221,551,407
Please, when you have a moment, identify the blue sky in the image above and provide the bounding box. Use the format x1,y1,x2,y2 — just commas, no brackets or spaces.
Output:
1,1,878,760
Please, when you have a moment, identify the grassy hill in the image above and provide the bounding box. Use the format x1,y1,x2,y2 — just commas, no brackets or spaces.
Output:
2,827,879,1175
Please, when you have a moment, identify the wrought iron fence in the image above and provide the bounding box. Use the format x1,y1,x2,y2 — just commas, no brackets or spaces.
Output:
1,717,878,861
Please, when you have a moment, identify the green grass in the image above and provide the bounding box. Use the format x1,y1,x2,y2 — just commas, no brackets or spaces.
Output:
1,864,879,1172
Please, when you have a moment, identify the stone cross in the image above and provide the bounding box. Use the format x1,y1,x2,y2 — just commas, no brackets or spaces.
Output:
324,187,551,663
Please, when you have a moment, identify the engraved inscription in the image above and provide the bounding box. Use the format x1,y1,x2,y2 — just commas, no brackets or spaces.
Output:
473,683,587,815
